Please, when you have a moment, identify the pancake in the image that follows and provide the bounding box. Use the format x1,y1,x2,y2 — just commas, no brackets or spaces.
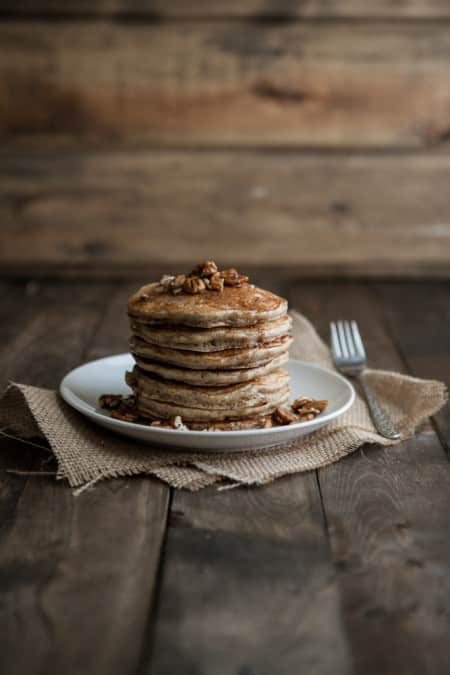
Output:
187,416,274,431
135,390,290,422
128,282,287,328
133,352,289,386
127,366,290,410
130,314,291,352
130,335,293,370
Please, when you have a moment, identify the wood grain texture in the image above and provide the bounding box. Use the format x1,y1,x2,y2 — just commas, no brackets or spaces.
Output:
1,21,450,146
289,282,450,675
2,0,450,18
0,281,170,675
375,282,450,453
148,474,351,675
2,150,450,276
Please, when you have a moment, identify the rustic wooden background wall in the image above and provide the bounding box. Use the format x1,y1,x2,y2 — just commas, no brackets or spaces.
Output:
1,1,450,277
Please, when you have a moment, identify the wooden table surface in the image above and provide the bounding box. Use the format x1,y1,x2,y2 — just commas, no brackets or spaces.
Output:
1,274,449,675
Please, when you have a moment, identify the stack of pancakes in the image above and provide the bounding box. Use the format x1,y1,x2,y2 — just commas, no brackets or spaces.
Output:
125,266,292,429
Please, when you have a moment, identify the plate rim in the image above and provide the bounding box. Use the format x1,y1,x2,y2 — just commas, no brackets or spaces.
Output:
59,353,355,439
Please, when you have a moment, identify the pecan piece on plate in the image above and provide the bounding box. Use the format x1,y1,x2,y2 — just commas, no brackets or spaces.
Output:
273,406,299,425
292,397,328,417
98,394,122,410
110,408,140,423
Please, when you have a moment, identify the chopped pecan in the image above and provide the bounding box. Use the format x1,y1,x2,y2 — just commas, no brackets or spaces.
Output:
298,412,315,422
159,273,186,294
183,276,206,294
150,416,189,430
150,420,174,429
110,408,139,423
292,397,328,414
220,268,249,286
157,262,249,295
192,260,218,277
273,406,298,425
98,394,122,410
168,274,186,294
159,274,175,289
209,272,224,292
171,415,189,430
171,274,186,288
291,397,313,410
100,393,139,422
311,399,328,412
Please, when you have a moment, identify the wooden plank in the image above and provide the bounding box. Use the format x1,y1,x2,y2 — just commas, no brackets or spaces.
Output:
0,282,42,546
1,150,450,276
0,282,111,389
289,282,450,674
0,281,170,675
0,281,44,391
1,21,450,146
375,282,450,452
147,474,351,674
2,1,450,19
320,433,450,675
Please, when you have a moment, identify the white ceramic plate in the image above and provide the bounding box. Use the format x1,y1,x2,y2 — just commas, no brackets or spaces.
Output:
60,354,354,452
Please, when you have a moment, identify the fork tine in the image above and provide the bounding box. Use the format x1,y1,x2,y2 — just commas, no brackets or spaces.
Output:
343,320,356,356
350,320,366,359
330,322,341,358
337,320,349,358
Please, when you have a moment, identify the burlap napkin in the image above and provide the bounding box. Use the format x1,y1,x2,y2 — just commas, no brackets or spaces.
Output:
0,312,447,494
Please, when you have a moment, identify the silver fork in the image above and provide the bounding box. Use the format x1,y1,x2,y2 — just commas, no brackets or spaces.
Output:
330,320,400,440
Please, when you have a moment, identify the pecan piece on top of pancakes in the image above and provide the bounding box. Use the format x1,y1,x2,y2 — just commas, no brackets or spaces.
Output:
209,272,225,292
220,268,249,287
158,261,249,295
183,276,206,294
192,260,218,278
159,273,186,295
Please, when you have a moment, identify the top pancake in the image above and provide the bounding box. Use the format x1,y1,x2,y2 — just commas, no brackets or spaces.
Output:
128,282,287,328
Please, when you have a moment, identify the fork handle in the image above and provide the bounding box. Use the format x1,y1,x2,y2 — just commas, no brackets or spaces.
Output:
357,374,401,440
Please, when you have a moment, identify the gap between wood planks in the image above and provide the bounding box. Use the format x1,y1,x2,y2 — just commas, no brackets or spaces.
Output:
3,14,450,23
3,0,450,21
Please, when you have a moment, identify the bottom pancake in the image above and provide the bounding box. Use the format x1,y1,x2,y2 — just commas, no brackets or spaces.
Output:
183,416,275,431
135,390,290,422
